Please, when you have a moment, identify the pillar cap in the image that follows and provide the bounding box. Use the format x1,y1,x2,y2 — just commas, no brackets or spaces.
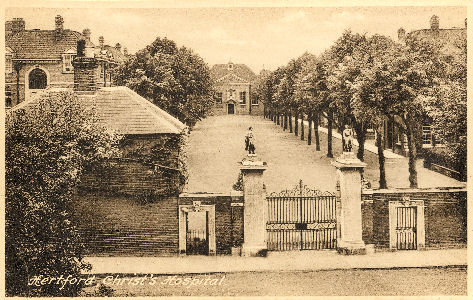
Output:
332,152,367,169
239,154,267,170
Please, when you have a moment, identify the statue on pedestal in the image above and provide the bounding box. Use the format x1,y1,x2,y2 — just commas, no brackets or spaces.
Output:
342,125,354,153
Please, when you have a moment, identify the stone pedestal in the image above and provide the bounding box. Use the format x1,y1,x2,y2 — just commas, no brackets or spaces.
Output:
332,152,367,255
239,155,268,256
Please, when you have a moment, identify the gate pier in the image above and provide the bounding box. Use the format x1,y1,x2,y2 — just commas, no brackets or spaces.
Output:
332,152,367,255
239,155,268,256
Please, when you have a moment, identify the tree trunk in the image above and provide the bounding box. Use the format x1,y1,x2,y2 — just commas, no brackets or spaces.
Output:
300,112,305,141
313,113,320,151
376,127,387,189
405,121,418,188
276,114,280,125
289,112,293,133
284,113,288,130
353,122,367,162
294,111,299,136
327,111,333,158
308,114,312,145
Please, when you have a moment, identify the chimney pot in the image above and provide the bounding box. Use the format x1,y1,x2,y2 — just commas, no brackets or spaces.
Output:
82,28,91,41
430,15,439,31
99,36,104,49
123,47,128,56
397,28,406,41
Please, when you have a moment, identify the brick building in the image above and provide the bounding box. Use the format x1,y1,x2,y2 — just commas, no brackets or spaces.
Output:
379,15,467,155
8,39,192,256
210,61,263,115
5,15,127,107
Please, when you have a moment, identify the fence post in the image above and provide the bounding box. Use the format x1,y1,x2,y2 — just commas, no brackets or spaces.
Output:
239,154,268,256
332,152,367,255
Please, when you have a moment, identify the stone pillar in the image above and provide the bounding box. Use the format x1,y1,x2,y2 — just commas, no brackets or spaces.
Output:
239,155,267,256
332,152,367,255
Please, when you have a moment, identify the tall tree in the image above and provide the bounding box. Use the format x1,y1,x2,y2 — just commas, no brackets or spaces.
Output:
115,37,213,127
6,92,121,296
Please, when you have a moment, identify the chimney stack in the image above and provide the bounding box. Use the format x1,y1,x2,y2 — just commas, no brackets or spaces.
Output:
123,47,128,56
115,43,122,52
397,28,406,41
465,18,467,28
73,39,98,94
99,36,104,49
430,15,439,31
82,28,91,41
55,15,64,40
6,18,25,35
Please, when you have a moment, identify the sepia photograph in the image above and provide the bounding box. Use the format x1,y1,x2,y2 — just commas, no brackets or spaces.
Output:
3,1,469,298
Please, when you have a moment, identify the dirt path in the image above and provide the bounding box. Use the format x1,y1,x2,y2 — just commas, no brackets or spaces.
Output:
185,115,463,193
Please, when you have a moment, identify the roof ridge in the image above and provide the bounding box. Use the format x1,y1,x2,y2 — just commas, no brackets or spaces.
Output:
122,87,186,133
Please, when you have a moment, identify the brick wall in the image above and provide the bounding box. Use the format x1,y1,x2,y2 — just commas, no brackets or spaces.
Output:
362,188,466,249
80,134,181,197
179,193,244,254
72,194,179,256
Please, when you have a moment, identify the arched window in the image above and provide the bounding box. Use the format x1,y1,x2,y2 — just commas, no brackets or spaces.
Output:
28,68,47,89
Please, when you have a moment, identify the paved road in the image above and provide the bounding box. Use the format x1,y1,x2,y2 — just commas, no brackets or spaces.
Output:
185,115,463,193
85,267,466,296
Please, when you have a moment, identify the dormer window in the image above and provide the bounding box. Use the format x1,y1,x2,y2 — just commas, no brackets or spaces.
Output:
228,63,234,71
62,49,76,73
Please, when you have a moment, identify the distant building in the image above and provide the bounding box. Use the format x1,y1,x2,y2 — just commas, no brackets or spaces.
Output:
381,15,467,155
210,62,263,115
5,15,127,107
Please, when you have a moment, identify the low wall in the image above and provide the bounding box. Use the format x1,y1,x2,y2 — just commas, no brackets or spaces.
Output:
179,192,244,255
72,193,179,256
362,187,467,249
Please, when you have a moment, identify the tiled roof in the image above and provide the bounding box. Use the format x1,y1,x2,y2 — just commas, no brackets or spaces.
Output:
210,63,256,83
6,29,87,59
103,45,127,64
9,86,186,135
84,87,186,135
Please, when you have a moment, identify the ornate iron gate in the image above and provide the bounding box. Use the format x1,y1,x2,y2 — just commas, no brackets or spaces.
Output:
266,180,337,251
395,206,417,250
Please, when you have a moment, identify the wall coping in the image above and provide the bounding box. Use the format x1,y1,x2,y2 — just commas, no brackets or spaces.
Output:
362,186,466,195
179,191,243,198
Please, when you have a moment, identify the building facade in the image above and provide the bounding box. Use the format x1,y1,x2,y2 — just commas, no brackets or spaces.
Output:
210,62,263,115
5,15,127,107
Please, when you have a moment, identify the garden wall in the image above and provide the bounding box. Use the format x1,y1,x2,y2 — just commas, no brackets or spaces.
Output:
72,194,179,256
362,187,467,249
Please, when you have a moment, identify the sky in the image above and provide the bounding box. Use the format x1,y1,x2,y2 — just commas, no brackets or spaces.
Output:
6,6,467,74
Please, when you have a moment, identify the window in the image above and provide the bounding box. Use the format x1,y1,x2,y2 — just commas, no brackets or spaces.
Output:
62,53,75,73
227,89,235,100
239,91,246,104
228,63,234,71
422,125,432,145
216,92,222,103
6,54,13,74
5,89,12,107
251,96,259,106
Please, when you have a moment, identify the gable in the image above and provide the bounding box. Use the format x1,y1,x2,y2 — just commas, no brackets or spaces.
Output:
216,73,249,84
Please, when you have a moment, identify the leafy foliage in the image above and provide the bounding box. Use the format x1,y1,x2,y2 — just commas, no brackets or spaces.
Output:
115,37,214,127
5,91,121,296
255,28,466,188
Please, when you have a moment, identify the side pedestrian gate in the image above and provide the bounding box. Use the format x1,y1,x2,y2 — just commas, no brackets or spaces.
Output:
266,180,337,251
